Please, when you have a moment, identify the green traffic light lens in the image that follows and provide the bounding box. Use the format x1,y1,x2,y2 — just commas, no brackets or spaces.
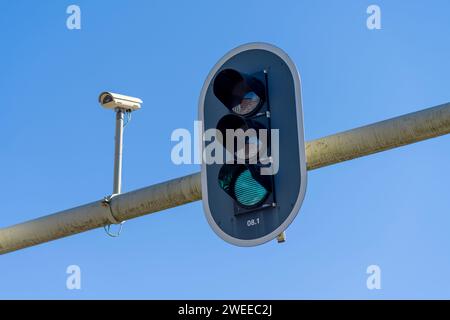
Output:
232,91,262,116
234,169,268,207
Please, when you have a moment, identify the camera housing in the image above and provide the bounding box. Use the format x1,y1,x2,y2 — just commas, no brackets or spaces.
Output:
99,92,142,111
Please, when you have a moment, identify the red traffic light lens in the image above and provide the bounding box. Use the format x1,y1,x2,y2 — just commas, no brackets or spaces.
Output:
213,69,265,116
232,91,262,115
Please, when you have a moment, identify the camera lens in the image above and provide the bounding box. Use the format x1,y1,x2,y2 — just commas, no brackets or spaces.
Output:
102,94,113,104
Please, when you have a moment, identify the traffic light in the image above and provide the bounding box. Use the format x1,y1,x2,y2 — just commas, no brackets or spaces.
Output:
199,43,307,246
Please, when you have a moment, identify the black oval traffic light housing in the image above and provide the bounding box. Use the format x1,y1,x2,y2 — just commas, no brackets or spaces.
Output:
199,43,307,246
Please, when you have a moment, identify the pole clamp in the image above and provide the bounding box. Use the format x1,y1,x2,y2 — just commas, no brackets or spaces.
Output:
102,194,125,237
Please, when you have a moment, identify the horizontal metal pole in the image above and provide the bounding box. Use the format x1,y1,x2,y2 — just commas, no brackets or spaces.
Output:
1,103,449,255
306,102,450,170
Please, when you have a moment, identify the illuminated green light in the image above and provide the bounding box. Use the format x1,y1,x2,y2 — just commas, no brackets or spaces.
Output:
234,169,268,207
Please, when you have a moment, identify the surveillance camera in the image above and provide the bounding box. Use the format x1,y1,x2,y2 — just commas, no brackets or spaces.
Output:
99,92,143,111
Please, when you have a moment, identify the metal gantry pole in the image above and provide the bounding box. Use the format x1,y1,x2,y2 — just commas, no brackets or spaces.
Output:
0,103,449,255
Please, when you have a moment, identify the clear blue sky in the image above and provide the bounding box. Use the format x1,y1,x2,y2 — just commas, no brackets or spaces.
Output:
1,0,449,299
